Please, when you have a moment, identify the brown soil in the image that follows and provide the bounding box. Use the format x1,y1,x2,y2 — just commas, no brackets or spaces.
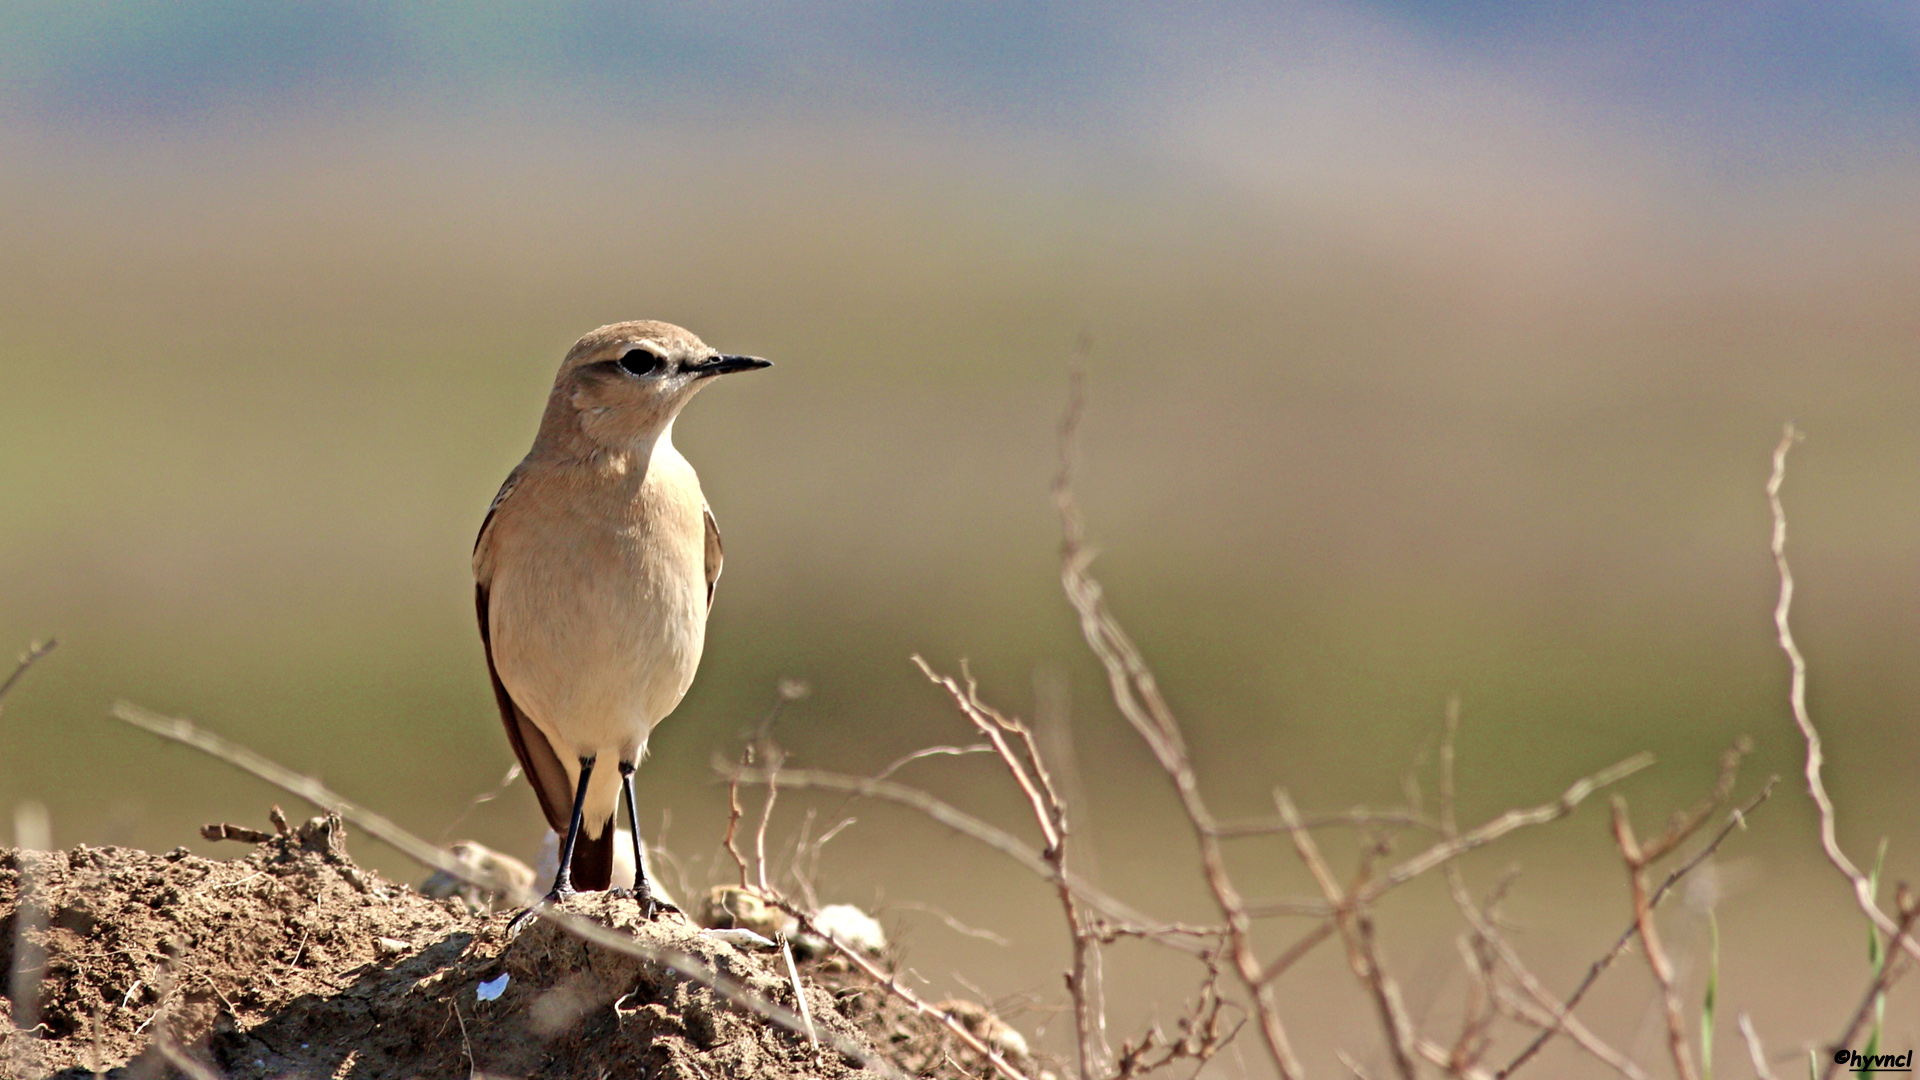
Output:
0,816,1037,1080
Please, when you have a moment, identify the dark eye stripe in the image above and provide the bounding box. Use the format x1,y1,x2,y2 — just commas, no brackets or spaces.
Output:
618,348,665,376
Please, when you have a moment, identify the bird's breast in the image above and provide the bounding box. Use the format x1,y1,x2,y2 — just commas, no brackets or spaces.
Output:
486,451,710,759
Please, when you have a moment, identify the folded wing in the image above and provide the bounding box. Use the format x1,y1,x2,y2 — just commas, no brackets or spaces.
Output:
474,473,614,892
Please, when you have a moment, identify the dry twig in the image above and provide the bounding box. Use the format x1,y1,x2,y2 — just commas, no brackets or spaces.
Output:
723,764,751,888
1357,753,1653,909
1768,424,1920,964
1052,366,1305,1080
779,935,818,1051
1598,739,1754,1080
0,638,56,713
723,762,1205,946
1736,1012,1779,1080
772,898,1036,1080
1610,801,1698,1080
1241,751,1653,926
914,656,1105,1080
1214,809,1440,839
755,746,782,896
1276,790,1420,1080
1111,950,1244,1079
1497,779,1776,1077
436,762,522,845
200,822,276,843
1433,702,1650,1080
1820,884,1919,1080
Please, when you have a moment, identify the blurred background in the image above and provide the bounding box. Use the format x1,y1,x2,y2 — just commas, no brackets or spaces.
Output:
2,2,1916,1075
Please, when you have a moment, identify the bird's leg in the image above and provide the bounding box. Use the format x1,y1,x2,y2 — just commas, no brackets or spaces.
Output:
550,754,597,899
508,755,597,936
611,759,675,918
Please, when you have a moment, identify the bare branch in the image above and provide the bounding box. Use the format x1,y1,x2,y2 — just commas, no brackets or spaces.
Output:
1736,1013,1779,1080
200,822,276,843
724,760,751,889
1611,799,1698,1080
1439,697,1500,1078
1213,809,1440,840
1436,700,1648,1080
723,762,1211,948
1358,752,1654,907
1587,738,1751,1080
1258,922,1337,986
1635,738,1754,867
0,638,56,712
1244,751,1654,926
888,901,1014,947
1498,986,1650,1080
1277,790,1420,1080
871,743,994,784
776,898,1037,1080
1768,424,1920,963
1410,1035,1497,1080
1820,885,1918,1080
1111,950,1244,1079
1053,372,1303,1080
779,935,818,1051
755,745,781,895
1498,779,1777,1077
913,656,1103,1079
914,657,1062,857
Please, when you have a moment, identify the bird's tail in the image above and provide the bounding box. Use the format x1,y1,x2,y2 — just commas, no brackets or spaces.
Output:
569,823,614,892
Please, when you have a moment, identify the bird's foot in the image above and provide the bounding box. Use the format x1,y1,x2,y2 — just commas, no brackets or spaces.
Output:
505,883,577,937
610,885,678,921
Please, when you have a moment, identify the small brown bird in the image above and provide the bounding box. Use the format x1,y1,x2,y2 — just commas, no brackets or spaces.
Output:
473,321,769,924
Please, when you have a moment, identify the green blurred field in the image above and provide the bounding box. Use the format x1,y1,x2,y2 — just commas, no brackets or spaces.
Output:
3,114,1917,1072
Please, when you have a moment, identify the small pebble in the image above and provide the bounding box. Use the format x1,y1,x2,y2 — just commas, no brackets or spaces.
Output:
810,903,886,955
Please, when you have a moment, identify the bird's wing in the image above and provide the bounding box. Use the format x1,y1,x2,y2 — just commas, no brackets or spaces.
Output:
474,468,614,890
702,502,724,609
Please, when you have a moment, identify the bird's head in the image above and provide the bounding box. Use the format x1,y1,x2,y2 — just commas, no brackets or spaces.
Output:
543,320,771,451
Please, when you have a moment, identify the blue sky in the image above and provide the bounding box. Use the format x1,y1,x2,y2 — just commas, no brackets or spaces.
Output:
4,1,1916,173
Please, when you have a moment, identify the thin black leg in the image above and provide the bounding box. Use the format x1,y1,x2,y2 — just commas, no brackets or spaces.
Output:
508,755,596,935
616,760,665,918
551,755,597,897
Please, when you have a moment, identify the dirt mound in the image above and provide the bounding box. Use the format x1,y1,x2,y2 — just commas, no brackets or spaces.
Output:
0,817,1031,1079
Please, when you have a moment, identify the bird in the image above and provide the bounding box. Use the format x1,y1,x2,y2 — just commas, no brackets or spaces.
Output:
473,320,769,928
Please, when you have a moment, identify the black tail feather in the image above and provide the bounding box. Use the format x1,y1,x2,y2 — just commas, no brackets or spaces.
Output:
570,821,615,892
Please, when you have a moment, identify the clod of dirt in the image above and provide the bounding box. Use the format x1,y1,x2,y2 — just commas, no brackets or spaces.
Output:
0,815,1033,1080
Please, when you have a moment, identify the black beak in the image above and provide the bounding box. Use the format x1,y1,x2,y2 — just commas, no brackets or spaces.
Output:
692,354,773,377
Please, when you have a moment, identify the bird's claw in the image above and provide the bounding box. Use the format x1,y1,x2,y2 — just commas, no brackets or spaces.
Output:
609,885,677,921
506,883,577,937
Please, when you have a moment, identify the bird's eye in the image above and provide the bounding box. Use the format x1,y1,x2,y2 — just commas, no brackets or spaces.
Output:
617,348,665,376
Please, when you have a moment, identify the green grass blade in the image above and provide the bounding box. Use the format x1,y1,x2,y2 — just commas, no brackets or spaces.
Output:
1865,838,1888,1063
1701,910,1719,1080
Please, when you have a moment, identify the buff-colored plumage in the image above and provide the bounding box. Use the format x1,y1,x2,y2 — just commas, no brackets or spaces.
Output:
475,321,766,900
